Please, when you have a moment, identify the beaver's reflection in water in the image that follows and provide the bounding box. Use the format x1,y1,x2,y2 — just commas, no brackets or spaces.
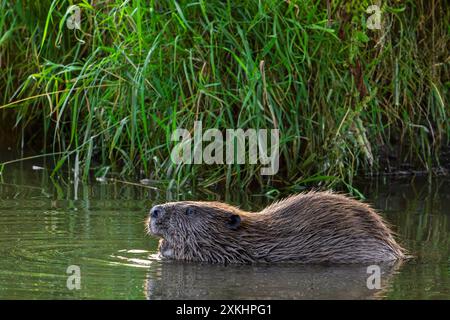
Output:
144,260,403,299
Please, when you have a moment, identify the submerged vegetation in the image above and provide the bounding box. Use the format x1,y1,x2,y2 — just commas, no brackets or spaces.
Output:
0,0,448,191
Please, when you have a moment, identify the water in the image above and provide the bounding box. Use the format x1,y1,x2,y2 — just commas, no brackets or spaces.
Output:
0,161,449,299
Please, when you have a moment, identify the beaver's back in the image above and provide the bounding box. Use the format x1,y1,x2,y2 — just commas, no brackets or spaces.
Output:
244,191,406,263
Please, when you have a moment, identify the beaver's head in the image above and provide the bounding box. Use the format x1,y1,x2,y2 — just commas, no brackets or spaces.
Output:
146,201,250,263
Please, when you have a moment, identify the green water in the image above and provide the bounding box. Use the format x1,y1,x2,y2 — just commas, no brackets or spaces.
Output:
0,161,449,299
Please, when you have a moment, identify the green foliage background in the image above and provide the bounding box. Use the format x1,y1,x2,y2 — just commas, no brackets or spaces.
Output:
0,0,448,192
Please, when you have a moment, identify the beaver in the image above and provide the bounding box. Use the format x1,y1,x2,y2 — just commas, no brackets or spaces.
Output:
146,191,407,264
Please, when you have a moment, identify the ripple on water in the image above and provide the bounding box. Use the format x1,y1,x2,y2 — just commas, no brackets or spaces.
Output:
109,249,161,268
0,200,157,299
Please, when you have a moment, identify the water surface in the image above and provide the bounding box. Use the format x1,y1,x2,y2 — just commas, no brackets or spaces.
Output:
0,161,449,299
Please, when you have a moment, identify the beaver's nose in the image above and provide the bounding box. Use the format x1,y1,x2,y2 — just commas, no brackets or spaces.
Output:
150,205,164,219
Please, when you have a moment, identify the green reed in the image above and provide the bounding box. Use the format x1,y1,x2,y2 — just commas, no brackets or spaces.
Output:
0,0,448,193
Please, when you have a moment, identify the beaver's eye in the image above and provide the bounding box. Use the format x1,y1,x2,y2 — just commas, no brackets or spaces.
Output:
185,207,195,216
226,214,241,230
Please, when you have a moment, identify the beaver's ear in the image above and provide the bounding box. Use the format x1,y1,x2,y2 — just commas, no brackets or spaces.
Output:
226,214,241,230
185,207,195,216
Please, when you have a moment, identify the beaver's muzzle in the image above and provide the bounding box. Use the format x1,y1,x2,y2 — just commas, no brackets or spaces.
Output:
149,205,165,235
150,205,164,219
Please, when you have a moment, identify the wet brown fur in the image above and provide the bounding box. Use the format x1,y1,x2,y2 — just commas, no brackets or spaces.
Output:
146,191,406,264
